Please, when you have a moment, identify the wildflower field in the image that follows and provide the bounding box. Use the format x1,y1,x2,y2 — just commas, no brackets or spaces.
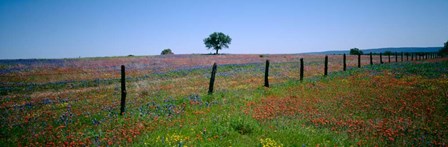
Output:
0,54,447,146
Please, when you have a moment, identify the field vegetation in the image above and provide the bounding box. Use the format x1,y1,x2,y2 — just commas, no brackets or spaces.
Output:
0,54,447,146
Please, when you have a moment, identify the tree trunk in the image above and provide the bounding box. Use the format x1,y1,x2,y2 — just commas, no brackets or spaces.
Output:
215,49,219,55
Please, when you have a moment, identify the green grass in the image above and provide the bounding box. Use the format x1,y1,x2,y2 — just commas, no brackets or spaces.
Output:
1,58,447,146
122,61,446,146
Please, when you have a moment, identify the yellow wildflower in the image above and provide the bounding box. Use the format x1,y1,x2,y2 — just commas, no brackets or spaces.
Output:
260,138,283,147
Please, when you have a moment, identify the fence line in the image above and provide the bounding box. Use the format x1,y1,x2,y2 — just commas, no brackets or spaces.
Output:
343,54,347,71
115,52,441,114
120,65,126,115
324,55,328,76
264,60,270,87
300,58,304,81
358,54,361,68
208,63,217,94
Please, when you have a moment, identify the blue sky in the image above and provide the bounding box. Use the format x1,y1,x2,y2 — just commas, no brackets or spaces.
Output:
0,0,447,59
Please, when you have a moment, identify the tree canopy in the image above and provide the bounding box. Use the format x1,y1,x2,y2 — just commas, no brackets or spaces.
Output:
349,48,363,55
161,48,174,55
203,32,232,55
439,40,448,56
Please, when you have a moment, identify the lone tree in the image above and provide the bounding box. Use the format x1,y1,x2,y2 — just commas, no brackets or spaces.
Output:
439,40,448,56
350,48,363,55
161,48,174,55
203,32,232,55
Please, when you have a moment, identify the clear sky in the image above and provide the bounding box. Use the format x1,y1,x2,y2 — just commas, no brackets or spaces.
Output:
0,0,447,59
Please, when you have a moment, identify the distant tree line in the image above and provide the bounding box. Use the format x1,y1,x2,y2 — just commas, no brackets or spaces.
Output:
158,38,447,57
349,43,448,56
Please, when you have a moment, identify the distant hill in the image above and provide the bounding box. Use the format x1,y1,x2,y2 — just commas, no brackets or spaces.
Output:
305,47,442,55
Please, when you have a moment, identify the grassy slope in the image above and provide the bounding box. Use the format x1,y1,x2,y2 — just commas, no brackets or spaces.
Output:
1,58,447,146
131,60,448,146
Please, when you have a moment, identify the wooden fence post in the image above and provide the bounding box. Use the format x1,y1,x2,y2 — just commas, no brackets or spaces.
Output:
358,54,361,68
300,58,304,81
264,60,269,87
380,53,383,64
324,55,328,76
370,52,373,65
343,54,346,71
120,65,126,115
406,53,409,61
208,63,217,94
411,53,414,61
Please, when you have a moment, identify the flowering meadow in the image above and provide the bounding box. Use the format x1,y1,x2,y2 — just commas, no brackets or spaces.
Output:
0,54,446,146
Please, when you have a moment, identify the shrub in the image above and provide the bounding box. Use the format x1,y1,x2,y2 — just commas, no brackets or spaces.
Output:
161,49,174,55
439,40,448,56
350,48,363,55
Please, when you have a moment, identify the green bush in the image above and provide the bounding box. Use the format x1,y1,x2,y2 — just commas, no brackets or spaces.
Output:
161,48,174,55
